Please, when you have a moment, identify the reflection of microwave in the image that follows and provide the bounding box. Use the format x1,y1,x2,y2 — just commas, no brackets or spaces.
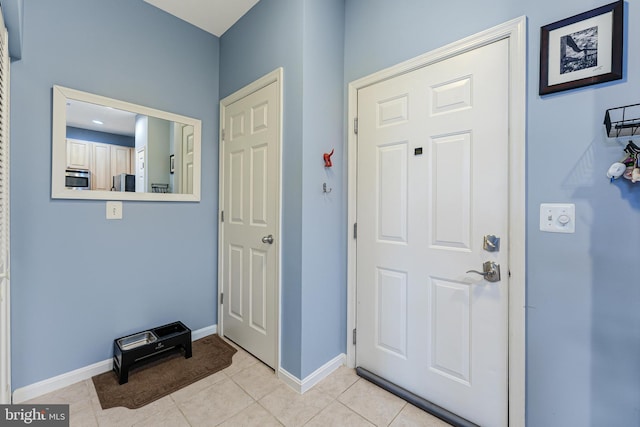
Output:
113,173,135,192
65,169,90,190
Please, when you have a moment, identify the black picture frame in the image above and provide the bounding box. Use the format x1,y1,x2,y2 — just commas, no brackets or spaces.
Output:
539,0,623,95
170,154,175,174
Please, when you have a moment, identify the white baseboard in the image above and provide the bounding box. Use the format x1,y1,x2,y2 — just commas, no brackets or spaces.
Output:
12,324,218,404
12,358,112,404
279,353,346,394
191,324,217,341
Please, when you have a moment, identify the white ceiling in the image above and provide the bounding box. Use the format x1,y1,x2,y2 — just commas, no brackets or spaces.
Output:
66,99,137,137
143,0,261,37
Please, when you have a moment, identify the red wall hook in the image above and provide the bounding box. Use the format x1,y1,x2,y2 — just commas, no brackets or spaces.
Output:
323,149,334,168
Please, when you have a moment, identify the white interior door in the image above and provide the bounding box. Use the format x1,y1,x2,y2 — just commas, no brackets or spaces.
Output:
182,125,194,194
356,39,509,427
220,77,281,368
135,148,145,192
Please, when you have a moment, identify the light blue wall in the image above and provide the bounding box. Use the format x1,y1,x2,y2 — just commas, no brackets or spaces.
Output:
66,127,135,147
10,0,219,389
220,0,347,379
345,0,640,426
220,0,306,378
300,0,346,378
2,0,23,59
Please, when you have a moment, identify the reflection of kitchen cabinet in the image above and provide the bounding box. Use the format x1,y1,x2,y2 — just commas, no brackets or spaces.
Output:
92,143,111,191
111,145,132,179
67,139,91,170
66,139,133,191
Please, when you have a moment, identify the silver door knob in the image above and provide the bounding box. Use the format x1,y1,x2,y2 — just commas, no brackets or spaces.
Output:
466,261,501,282
262,235,274,244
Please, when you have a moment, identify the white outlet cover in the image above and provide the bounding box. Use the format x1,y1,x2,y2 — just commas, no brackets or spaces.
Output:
106,201,123,220
540,203,575,233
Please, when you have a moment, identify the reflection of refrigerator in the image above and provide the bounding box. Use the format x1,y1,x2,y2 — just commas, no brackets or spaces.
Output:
113,174,135,192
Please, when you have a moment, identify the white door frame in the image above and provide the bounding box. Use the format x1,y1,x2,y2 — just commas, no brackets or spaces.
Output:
346,17,526,426
217,68,283,373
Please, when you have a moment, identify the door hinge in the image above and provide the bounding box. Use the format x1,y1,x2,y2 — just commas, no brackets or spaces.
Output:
354,117,358,134
220,293,224,304
221,129,226,141
353,223,357,239
352,328,357,345
221,210,224,223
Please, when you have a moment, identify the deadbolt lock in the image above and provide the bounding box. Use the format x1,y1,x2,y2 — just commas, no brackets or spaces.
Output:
483,235,500,252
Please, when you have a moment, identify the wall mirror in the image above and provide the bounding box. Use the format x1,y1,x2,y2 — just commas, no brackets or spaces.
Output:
52,85,202,201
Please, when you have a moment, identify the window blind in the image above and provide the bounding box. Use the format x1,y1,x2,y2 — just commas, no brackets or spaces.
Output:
0,5,10,404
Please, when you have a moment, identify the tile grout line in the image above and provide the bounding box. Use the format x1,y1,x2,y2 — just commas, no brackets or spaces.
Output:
386,401,408,427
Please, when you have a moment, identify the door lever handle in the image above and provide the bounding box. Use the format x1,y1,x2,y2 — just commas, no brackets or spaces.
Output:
262,235,274,244
466,261,501,282
466,269,489,276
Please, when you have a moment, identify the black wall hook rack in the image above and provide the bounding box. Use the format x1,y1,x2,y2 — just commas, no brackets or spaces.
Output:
604,103,640,138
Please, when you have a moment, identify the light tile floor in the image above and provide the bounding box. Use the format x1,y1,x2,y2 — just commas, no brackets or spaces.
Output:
25,339,452,427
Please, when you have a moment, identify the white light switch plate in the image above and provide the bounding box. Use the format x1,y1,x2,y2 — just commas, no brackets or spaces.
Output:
540,203,575,233
106,201,123,220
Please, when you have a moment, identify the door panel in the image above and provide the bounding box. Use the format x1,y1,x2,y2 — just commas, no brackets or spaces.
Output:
377,142,408,243
356,39,509,427
251,145,268,225
182,125,194,194
111,145,132,178
250,248,267,332
431,133,471,250
91,143,111,191
376,268,408,358
431,278,471,384
221,81,279,368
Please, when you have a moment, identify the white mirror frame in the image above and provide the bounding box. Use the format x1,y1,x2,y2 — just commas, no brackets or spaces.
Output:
52,85,202,202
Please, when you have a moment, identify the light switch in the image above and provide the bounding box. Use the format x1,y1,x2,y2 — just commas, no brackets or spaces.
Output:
106,201,123,220
540,203,575,233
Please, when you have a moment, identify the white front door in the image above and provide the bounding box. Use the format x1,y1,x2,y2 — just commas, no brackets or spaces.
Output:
220,74,281,369
356,39,509,427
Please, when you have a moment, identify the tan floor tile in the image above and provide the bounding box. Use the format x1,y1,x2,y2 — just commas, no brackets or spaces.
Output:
389,404,452,427
69,399,98,427
169,370,227,404
313,366,359,398
25,380,92,405
218,402,283,427
338,379,406,426
177,377,254,426
91,395,174,427
132,403,191,427
259,384,333,427
231,362,281,400
222,347,260,376
16,343,454,427
305,400,374,427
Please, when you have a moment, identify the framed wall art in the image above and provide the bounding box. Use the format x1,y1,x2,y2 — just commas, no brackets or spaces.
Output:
539,0,623,95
